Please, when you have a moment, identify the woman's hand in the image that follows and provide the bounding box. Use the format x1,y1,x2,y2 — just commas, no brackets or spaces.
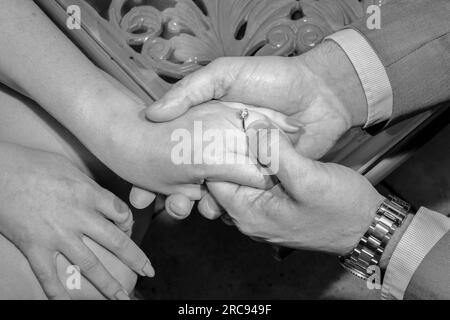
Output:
99,98,271,202
0,143,154,300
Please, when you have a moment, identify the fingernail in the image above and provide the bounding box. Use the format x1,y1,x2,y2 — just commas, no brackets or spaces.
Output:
204,198,222,218
115,289,130,300
124,220,134,236
141,260,155,278
149,101,163,110
285,116,304,128
114,197,130,214
168,201,187,218
221,214,234,226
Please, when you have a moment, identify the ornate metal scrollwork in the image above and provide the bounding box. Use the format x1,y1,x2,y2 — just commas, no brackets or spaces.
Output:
103,0,367,83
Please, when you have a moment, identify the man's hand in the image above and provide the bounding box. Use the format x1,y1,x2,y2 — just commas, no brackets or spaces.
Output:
205,121,384,256
144,41,369,218
146,41,368,160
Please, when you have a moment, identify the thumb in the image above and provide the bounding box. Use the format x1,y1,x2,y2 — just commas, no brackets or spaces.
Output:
145,60,232,122
129,186,156,210
165,194,195,220
207,181,241,213
246,120,314,198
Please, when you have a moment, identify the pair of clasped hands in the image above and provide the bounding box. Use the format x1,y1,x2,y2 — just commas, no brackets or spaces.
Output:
2,42,385,300
134,47,384,257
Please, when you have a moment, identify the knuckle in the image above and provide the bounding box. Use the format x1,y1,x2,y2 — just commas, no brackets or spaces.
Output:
99,277,121,295
120,219,134,233
78,255,100,274
73,181,96,203
109,232,130,252
190,164,207,183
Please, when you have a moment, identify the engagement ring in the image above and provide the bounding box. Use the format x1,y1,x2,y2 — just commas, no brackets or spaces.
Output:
239,108,249,131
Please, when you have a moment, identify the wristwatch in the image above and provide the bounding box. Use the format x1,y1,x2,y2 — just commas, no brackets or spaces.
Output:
339,195,411,280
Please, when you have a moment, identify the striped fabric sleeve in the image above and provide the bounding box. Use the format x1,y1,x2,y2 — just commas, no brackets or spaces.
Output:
324,28,393,128
381,207,450,300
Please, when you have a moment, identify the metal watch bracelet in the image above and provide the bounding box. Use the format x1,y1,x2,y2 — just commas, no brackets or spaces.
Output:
339,195,411,280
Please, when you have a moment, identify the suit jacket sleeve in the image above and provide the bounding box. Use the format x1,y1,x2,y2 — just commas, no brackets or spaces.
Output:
350,0,450,124
404,231,450,300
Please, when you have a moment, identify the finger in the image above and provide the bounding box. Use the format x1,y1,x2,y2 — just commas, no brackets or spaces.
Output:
95,188,133,233
129,186,156,210
63,238,131,300
26,250,71,300
221,213,236,226
165,194,195,220
247,120,314,197
171,184,206,200
145,60,233,122
197,109,275,189
206,181,241,213
84,217,154,279
197,192,223,220
206,156,274,190
225,102,300,134
207,181,259,226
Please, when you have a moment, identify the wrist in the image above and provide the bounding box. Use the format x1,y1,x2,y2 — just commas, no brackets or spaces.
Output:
345,192,385,255
379,213,414,271
73,76,147,151
339,195,412,280
299,41,367,128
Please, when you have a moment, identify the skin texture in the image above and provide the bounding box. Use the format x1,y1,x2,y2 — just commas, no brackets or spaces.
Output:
0,232,138,300
144,42,410,263
146,41,367,159
0,85,149,300
0,1,269,298
0,0,267,199
145,41,368,218
97,96,270,197
0,142,153,299
206,122,385,255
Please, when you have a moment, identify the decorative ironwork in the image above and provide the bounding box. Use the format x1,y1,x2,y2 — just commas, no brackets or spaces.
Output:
95,0,366,84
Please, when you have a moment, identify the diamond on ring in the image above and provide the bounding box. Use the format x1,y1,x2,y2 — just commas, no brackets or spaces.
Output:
239,108,249,131
239,108,249,120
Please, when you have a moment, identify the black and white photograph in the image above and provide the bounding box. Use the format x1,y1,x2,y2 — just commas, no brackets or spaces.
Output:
0,0,448,305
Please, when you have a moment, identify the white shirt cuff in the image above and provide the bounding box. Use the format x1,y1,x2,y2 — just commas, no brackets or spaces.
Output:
381,207,450,300
324,28,393,128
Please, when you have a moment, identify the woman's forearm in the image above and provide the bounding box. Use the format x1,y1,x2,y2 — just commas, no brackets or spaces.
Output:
0,0,135,147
